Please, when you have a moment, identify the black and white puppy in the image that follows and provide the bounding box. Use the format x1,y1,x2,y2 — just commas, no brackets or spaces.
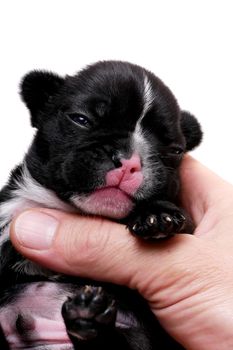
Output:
0,61,202,350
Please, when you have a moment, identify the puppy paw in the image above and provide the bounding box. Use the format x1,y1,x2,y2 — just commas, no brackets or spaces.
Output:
127,210,187,240
62,286,116,341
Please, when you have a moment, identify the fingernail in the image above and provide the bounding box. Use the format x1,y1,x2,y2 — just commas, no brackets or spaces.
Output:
14,211,59,250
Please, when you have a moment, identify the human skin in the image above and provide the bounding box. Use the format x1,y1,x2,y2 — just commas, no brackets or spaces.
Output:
10,156,233,350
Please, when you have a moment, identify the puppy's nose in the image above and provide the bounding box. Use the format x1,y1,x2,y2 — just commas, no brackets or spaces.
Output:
105,153,143,195
121,153,142,174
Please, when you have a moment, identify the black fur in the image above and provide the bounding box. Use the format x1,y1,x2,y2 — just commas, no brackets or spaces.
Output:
0,61,202,349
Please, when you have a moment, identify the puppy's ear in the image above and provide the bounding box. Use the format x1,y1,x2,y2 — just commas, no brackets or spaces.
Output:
180,111,203,151
20,71,65,128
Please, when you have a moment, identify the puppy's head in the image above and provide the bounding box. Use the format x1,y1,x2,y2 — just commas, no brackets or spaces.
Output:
21,61,202,219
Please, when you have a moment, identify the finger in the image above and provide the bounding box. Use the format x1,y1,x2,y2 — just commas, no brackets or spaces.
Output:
11,207,231,350
180,156,233,224
10,208,196,302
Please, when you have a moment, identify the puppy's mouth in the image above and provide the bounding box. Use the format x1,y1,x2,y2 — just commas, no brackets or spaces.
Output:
71,186,134,219
71,153,144,219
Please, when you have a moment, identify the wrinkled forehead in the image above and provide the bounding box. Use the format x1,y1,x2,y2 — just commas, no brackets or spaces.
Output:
56,62,180,138
62,69,154,127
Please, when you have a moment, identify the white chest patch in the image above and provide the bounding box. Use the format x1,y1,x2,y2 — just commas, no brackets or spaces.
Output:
0,165,76,277
0,165,75,232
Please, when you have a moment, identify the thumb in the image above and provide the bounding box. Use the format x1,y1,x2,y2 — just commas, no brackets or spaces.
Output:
11,207,228,350
10,209,152,286
9,208,194,301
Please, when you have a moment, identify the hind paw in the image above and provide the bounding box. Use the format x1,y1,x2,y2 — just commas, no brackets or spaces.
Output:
62,286,116,341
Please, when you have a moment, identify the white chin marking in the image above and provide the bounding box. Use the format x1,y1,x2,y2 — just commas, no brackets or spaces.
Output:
71,194,134,220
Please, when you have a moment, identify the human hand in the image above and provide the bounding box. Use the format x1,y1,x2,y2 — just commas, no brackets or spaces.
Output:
10,156,233,350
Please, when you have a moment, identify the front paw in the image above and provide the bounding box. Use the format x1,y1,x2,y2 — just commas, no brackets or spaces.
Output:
62,286,116,342
127,210,187,240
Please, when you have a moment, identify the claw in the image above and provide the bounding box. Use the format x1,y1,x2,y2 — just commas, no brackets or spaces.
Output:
97,287,102,295
84,285,93,293
132,223,139,231
147,215,157,225
179,213,186,221
164,215,172,222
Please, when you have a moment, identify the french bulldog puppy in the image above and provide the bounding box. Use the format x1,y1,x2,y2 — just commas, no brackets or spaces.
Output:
0,61,202,350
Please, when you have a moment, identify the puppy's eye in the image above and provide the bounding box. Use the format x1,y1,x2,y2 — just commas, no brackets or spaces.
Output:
67,113,91,128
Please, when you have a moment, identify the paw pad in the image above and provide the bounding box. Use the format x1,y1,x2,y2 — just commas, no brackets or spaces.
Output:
62,286,116,341
127,209,188,240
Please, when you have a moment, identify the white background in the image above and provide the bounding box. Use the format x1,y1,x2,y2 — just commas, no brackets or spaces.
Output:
0,0,232,187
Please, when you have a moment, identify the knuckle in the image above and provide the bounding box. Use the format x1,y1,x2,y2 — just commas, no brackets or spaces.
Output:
57,217,110,269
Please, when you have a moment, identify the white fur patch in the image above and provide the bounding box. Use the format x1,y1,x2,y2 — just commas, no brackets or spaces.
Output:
132,121,162,201
132,75,154,185
0,164,75,231
143,75,154,117
137,75,154,125
0,165,76,277
0,224,10,247
133,75,154,159
131,76,162,200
